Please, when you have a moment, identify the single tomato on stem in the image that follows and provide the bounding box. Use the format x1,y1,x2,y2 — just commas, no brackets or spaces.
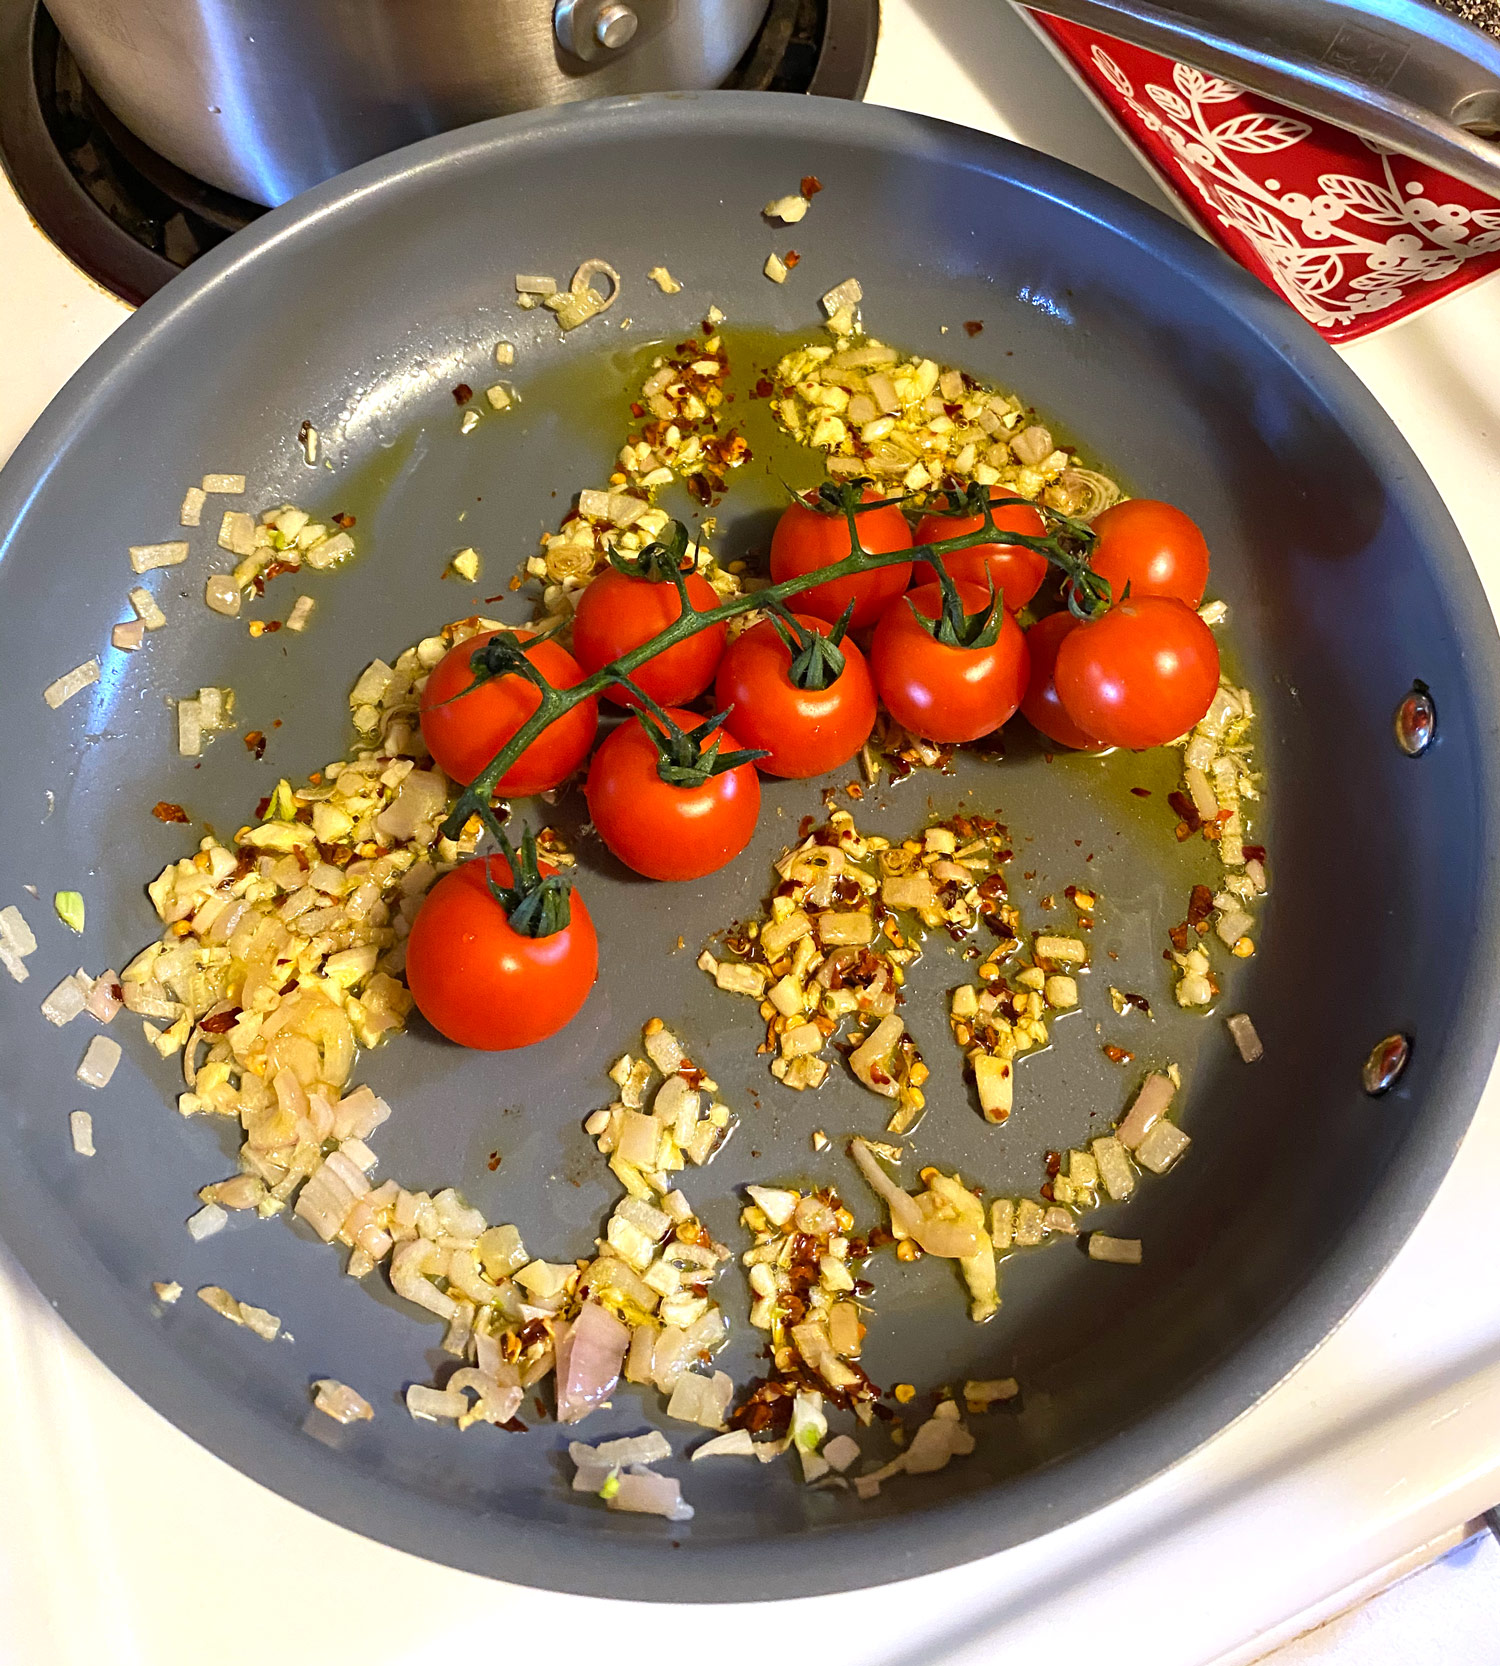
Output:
419,629,597,797
1087,498,1211,606
769,483,913,629
586,705,764,882
713,603,876,779
912,491,1049,610
405,828,597,1051
1021,611,1107,751
571,546,726,708
1053,595,1220,750
870,577,1030,744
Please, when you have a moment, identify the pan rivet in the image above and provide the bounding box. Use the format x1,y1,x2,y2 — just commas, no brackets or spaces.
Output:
1363,1033,1411,1096
595,3,639,46
1394,681,1435,757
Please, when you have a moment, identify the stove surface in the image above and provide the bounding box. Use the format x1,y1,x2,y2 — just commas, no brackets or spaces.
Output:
3,2,1500,1660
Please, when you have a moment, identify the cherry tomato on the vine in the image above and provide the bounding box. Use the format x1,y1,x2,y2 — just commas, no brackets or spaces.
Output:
769,489,913,629
586,708,761,882
713,612,877,779
1088,498,1211,607
1020,611,1108,752
1053,596,1219,750
912,500,1049,610
420,630,598,797
869,581,1030,744
571,567,727,708
405,854,597,1051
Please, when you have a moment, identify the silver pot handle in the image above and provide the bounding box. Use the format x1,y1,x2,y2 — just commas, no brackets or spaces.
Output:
1027,0,1500,196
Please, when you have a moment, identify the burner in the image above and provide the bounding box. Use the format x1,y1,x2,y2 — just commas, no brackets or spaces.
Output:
0,0,876,305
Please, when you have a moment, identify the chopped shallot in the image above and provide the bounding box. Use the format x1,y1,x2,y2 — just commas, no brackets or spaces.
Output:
555,1299,630,1422
44,659,100,709
1088,1234,1143,1264
76,1035,121,1088
692,1429,756,1460
128,587,167,629
112,620,145,651
129,541,189,573
186,1202,227,1241
42,973,90,1026
1226,1012,1263,1063
69,1110,95,1156
285,595,316,632
313,1379,374,1423
608,1472,693,1522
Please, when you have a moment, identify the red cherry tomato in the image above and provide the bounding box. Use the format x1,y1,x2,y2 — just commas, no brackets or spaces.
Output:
769,489,913,629
419,630,598,797
405,854,597,1050
1088,499,1211,607
869,581,1030,744
912,500,1049,610
1020,612,1107,751
571,567,727,708
1054,596,1220,750
585,709,761,881
713,613,877,779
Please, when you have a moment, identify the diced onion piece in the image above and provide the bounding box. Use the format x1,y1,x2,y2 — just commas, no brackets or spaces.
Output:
153,1281,182,1303
823,1433,861,1472
85,971,122,1024
44,659,100,709
848,1137,924,1239
405,1384,467,1421
128,587,167,629
69,1110,95,1156
129,541,189,573
1117,1072,1174,1149
850,1013,904,1097
963,1377,1019,1407
495,341,515,365
180,486,206,525
205,575,242,617
608,1471,693,1521
515,273,557,295
217,512,257,556
764,194,809,222
42,973,89,1026
764,253,788,284
201,473,246,494
1135,1120,1191,1174
0,906,36,957
571,1431,672,1470
176,699,203,757
285,595,316,632
647,266,682,293
692,1429,756,1460
882,874,937,910
187,1203,227,1240
1226,1012,1263,1063
239,1303,281,1340
112,620,145,651
313,1379,374,1423
304,530,354,570
1035,934,1087,965
76,1035,121,1088
821,278,863,317
666,1369,733,1430
973,1053,1013,1123
1088,1234,1143,1264
1091,1135,1136,1201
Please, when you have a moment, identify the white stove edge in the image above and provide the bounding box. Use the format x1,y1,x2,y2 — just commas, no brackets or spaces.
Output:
4,5,1500,1661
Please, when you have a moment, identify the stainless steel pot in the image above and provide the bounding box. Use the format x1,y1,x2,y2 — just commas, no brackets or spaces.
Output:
43,0,771,204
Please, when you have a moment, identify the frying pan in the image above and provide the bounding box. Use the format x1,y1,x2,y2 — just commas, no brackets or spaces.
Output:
1,93,1497,1602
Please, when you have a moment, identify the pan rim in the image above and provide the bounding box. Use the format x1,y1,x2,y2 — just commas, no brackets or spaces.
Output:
3,89,1498,1601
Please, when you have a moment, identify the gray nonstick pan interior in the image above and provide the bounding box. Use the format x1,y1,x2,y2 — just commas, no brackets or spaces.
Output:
1,93,1497,1600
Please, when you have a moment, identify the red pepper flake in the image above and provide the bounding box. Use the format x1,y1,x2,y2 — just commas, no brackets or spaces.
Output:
1130,786,1152,798
487,1151,502,1172
255,795,272,820
629,402,645,418
151,801,189,824
1243,844,1267,862
331,511,356,529
198,1007,243,1034
1187,883,1214,928
963,320,984,337
753,376,774,399
263,620,282,633
243,730,267,761
1168,922,1190,952
1120,990,1152,1015
1103,1043,1134,1064
784,250,801,269
451,383,473,405
800,175,823,198
1167,790,1201,831
1044,1150,1062,1178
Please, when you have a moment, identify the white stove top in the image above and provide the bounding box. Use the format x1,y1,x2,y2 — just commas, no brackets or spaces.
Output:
5,7,1500,1660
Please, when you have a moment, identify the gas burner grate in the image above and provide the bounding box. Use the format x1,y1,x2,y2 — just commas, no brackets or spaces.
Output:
0,0,875,304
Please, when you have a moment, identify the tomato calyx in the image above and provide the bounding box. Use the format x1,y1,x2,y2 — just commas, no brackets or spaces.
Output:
476,808,574,938
766,599,854,691
633,704,768,788
911,560,1007,650
433,627,558,707
607,518,695,588
798,479,909,519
